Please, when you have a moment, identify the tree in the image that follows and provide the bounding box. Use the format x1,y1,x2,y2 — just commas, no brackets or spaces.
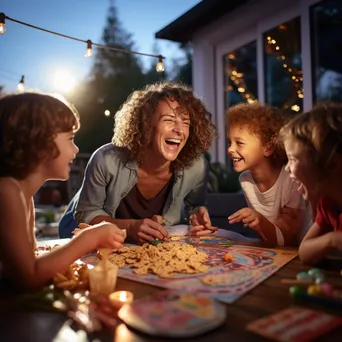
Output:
72,2,146,153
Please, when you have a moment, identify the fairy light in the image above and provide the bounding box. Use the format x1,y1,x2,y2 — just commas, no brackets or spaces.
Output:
85,40,92,58
291,104,300,112
0,13,5,35
266,34,304,109
155,55,165,73
226,53,257,103
104,109,110,116
0,12,166,69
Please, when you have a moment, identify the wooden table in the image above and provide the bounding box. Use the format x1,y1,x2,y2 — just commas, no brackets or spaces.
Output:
1,243,342,341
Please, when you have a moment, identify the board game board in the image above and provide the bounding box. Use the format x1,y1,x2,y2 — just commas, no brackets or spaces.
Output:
83,242,298,304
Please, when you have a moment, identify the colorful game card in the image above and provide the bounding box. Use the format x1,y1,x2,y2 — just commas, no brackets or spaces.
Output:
246,306,342,341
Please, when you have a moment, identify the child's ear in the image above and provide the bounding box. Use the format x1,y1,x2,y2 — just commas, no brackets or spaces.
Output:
264,142,276,157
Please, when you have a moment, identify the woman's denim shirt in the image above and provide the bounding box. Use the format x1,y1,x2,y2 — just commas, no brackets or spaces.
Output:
75,144,209,225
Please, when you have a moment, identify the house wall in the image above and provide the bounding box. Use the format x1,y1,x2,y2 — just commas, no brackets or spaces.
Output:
192,0,322,164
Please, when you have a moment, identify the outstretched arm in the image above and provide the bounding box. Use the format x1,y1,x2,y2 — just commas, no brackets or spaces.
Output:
299,222,342,265
0,182,125,291
228,206,305,245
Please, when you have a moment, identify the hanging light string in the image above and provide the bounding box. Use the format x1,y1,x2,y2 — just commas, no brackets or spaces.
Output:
0,13,165,72
226,53,257,104
266,35,303,112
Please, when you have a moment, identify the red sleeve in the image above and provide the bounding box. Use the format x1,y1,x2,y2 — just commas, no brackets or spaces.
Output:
315,197,332,233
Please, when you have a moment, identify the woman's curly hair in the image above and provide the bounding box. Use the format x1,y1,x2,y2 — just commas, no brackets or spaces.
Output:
0,92,80,179
112,81,218,170
226,102,290,166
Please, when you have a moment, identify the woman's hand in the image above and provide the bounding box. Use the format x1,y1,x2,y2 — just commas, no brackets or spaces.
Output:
129,218,169,244
188,206,218,236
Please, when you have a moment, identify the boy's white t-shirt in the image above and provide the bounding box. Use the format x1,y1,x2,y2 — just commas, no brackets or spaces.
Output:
239,166,310,244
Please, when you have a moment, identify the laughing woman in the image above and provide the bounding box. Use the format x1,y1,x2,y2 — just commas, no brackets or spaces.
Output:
59,81,218,243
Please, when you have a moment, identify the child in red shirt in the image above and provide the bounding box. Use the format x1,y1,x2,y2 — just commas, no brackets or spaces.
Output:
280,103,342,264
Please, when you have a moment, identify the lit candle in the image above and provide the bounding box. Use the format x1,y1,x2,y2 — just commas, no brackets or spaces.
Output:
109,291,134,309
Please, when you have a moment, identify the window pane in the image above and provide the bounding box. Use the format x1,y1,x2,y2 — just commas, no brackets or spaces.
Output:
264,17,303,113
223,41,258,109
311,0,342,103
223,41,258,164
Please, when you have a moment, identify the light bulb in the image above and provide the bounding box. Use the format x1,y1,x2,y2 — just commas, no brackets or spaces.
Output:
291,104,300,112
17,75,24,92
156,56,165,72
104,110,110,116
0,13,5,35
85,40,93,58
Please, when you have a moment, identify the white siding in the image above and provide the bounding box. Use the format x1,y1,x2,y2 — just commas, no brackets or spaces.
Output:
191,0,322,163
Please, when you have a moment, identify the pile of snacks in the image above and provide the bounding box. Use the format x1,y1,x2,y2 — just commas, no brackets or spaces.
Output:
53,263,89,291
97,242,209,278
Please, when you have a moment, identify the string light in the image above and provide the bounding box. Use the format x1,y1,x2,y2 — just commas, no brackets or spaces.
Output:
85,39,92,58
104,109,110,116
226,53,257,103
156,55,165,72
17,75,24,91
0,12,166,72
266,35,303,111
0,12,5,34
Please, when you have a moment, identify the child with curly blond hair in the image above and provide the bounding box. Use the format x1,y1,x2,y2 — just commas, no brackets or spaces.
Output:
60,81,218,242
281,103,342,264
0,92,126,291
226,102,310,245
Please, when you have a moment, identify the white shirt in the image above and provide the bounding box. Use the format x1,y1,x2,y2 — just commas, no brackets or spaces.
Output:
239,166,310,245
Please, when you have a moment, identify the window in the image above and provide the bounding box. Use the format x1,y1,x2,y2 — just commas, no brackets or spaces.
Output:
311,0,342,103
264,17,303,112
223,41,258,164
223,41,258,110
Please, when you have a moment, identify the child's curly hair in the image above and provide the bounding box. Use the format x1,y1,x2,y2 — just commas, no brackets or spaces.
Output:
0,92,80,179
112,81,218,170
280,102,342,175
226,102,289,165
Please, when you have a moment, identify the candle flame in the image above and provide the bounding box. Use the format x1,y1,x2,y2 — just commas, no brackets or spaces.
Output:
119,291,127,302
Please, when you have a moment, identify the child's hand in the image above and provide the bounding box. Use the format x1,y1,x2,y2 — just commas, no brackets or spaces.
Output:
188,206,218,236
228,208,263,230
84,222,126,250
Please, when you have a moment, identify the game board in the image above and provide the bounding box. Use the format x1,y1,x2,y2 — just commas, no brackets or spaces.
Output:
83,243,298,304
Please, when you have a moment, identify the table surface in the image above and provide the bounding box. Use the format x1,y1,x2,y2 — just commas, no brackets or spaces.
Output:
1,241,342,342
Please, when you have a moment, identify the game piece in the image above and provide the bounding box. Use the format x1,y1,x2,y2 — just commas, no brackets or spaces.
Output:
118,290,226,337
319,283,334,296
151,239,162,246
223,252,233,262
308,268,323,278
296,271,313,281
246,307,342,342
289,285,303,297
307,285,321,296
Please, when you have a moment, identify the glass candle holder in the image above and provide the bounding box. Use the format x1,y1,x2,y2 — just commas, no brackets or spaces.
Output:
109,291,134,309
88,262,118,296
